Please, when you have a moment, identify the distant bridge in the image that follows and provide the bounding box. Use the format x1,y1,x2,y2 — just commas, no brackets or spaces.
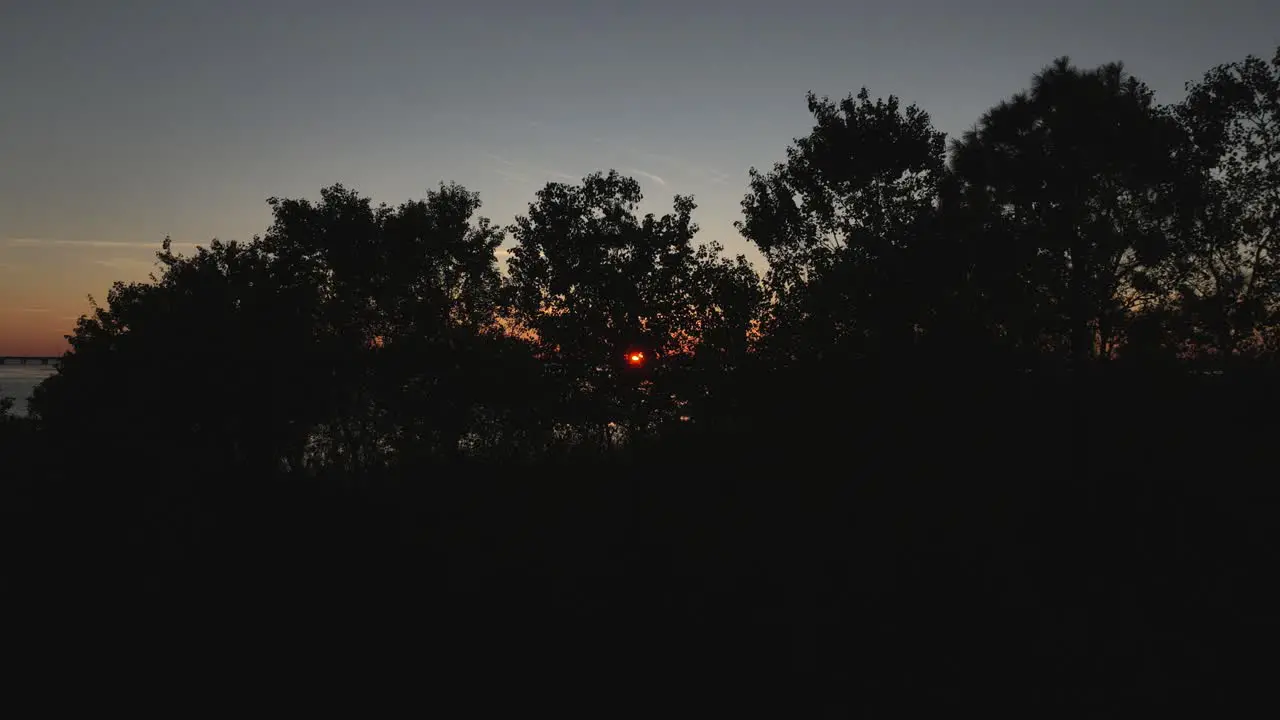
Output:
0,356,61,366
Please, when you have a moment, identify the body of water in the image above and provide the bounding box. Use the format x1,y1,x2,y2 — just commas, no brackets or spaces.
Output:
0,363,58,417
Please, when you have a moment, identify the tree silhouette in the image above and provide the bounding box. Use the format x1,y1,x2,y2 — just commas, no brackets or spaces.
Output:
738,89,948,369
951,59,1189,371
1171,47,1280,367
506,170,759,444
257,182,511,464
673,241,764,427
31,183,518,474
30,238,320,476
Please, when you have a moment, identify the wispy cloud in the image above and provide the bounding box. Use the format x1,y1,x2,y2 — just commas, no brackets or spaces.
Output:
635,150,688,166
9,237,198,250
484,153,530,184
484,153,521,168
486,153,576,186
626,169,667,187
92,258,158,272
706,169,732,185
20,307,50,313
644,151,733,185
493,167,532,185
616,145,734,186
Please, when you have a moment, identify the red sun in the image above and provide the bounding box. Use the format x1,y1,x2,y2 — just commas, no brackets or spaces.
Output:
625,351,646,367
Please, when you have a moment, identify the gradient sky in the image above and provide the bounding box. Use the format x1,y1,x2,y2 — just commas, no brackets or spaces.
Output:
2,0,1277,354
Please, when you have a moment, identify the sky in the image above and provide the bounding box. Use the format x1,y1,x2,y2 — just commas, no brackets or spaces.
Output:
2,0,1278,355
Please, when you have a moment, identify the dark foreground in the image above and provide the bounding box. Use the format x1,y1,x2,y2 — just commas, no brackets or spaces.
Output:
4,373,1277,715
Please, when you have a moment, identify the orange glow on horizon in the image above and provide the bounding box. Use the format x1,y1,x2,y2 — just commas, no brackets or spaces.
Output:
626,351,645,366
0,317,76,357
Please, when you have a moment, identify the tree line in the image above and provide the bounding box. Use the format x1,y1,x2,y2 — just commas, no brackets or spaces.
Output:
3,48,1279,713
6,48,1276,473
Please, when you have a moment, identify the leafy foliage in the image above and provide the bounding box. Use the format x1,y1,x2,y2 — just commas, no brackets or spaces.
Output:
1170,48,1280,365
950,58,1191,367
507,170,761,440
738,89,948,366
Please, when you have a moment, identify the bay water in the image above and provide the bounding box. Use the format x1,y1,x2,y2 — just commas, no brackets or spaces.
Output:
0,362,58,417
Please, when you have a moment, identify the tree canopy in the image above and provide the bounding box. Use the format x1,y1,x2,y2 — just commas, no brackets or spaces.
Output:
738,89,948,367
18,46,1280,466
506,170,761,443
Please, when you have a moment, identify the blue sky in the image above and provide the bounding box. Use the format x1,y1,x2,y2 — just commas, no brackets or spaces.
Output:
2,0,1277,353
